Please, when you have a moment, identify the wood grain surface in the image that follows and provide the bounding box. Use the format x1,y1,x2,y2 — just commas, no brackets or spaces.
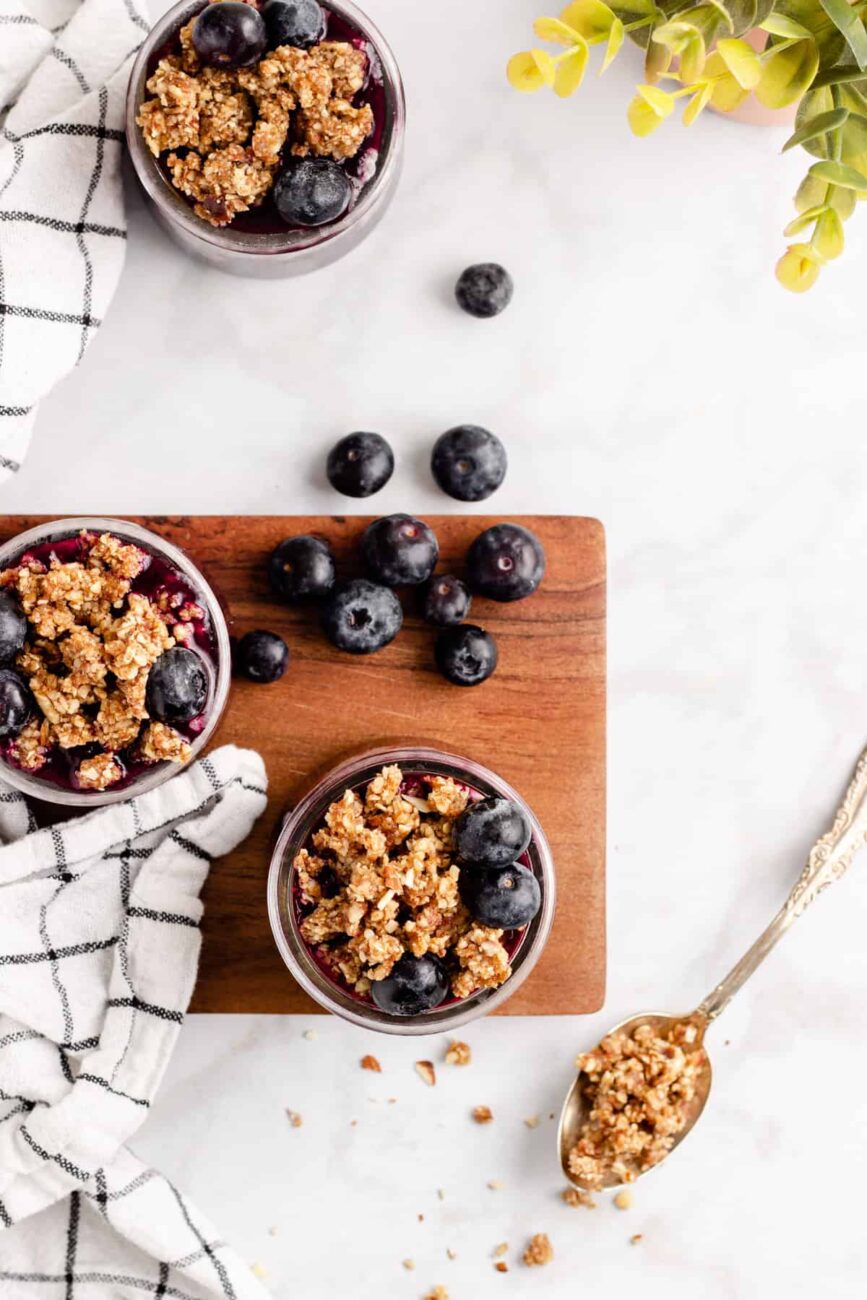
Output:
0,515,606,1015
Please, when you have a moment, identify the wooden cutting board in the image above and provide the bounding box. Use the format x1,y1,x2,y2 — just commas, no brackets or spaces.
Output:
1,515,606,1015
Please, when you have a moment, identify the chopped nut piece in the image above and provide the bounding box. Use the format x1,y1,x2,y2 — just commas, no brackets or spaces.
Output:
424,1288,449,1300
415,1060,436,1087
286,1109,303,1128
523,1234,554,1267
493,1243,508,1258
360,1054,381,1072
630,1233,643,1245
444,1040,471,1066
562,1187,596,1209
524,1114,540,1129
487,1179,504,1191
445,1248,456,1260
494,1261,509,1274
401,1259,415,1272
472,1105,494,1124
613,1191,632,1211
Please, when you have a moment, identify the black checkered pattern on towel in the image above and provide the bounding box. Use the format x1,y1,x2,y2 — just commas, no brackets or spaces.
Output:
0,0,148,484
0,745,270,1300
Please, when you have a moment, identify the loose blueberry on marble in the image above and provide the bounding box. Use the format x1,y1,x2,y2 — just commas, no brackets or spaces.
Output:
362,514,439,587
146,647,208,724
192,1,267,68
431,425,507,503
322,579,403,654
269,535,335,602
371,952,449,1015
423,574,471,627
0,669,34,739
434,624,498,687
461,862,541,929
467,523,545,603
0,591,26,665
262,0,325,49
274,158,352,228
455,263,514,319
236,630,289,683
454,796,532,868
327,432,394,499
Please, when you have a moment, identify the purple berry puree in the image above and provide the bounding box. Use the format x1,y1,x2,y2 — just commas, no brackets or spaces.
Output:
0,532,219,795
149,4,387,235
292,771,533,1008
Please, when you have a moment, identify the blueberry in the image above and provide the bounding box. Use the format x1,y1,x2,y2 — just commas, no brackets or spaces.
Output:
236,630,289,683
146,647,208,724
274,158,353,227
0,591,26,665
262,0,325,48
192,1,267,68
431,425,507,503
322,579,403,654
434,624,498,687
423,574,471,627
461,863,541,929
371,952,449,1016
0,669,34,740
467,523,545,603
362,514,439,587
455,263,514,319
269,535,335,602
454,796,531,868
327,432,394,499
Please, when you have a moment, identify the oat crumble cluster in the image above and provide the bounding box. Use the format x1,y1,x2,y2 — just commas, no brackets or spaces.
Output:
0,532,201,791
567,1019,706,1188
137,5,373,227
523,1233,554,1267
295,765,515,1001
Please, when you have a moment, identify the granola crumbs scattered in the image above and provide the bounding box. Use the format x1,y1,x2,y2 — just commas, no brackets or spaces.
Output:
140,721,192,765
286,1110,303,1128
494,1261,509,1274
487,1179,504,1191
524,1114,540,1129
302,1028,318,1040
76,752,123,792
415,1060,436,1087
472,1105,493,1124
444,1040,471,1066
568,1019,706,1188
562,1187,596,1209
424,1288,449,1300
493,1243,508,1258
445,1248,457,1260
360,1054,381,1072
401,1259,415,1272
613,1191,632,1211
523,1234,554,1267
630,1233,643,1245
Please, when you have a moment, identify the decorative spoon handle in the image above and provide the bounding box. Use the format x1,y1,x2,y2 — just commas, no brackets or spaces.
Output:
698,746,867,1023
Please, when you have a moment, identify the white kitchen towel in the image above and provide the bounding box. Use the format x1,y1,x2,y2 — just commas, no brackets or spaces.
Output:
0,744,274,1300
0,0,148,484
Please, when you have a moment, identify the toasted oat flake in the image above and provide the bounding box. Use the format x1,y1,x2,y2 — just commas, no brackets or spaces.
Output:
487,1179,504,1191
444,1040,471,1066
562,1187,596,1209
524,1114,540,1129
614,1191,632,1211
360,1054,382,1072
472,1105,493,1124
286,1110,303,1128
415,1060,436,1088
493,1242,508,1258
401,1259,415,1272
446,1248,457,1260
424,1288,449,1300
523,1233,553,1267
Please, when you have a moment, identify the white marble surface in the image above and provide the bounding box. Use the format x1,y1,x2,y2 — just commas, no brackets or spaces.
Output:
4,0,867,1293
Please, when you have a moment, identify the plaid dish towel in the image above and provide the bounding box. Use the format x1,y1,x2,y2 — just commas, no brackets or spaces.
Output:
0,0,148,484
0,744,274,1300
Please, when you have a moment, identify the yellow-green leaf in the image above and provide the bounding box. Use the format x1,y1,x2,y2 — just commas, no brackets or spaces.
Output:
531,47,557,84
783,105,849,151
703,51,749,110
534,16,583,44
829,185,857,217
554,42,589,94
776,243,822,291
680,30,707,80
783,204,825,235
811,207,845,256
628,93,666,134
683,80,713,123
601,17,625,70
755,38,819,108
716,37,762,88
760,12,812,38
645,35,673,80
559,0,617,39
794,170,828,211
635,82,676,114
507,51,546,91
809,158,867,190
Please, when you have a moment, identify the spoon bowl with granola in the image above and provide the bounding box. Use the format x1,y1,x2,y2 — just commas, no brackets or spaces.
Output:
0,518,231,805
267,745,556,1034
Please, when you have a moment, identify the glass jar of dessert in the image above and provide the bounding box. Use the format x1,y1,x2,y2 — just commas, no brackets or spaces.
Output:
0,518,232,806
267,745,556,1035
125,0,405,277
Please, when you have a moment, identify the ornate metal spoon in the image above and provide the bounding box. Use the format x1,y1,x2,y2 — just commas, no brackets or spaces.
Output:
558,745,867,1190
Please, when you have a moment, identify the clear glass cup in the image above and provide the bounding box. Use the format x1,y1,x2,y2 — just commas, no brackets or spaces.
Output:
125,0,406,278
0,516,232,807
267,745,557,1036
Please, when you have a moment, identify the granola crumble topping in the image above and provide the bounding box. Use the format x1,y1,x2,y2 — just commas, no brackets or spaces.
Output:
567,1019,707,1188
137,5,375,228
295,766,516,1001
444,1040,471,1066
523,1233,554,1267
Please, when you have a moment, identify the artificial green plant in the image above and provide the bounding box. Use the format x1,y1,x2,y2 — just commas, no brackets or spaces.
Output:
508,0,867,290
